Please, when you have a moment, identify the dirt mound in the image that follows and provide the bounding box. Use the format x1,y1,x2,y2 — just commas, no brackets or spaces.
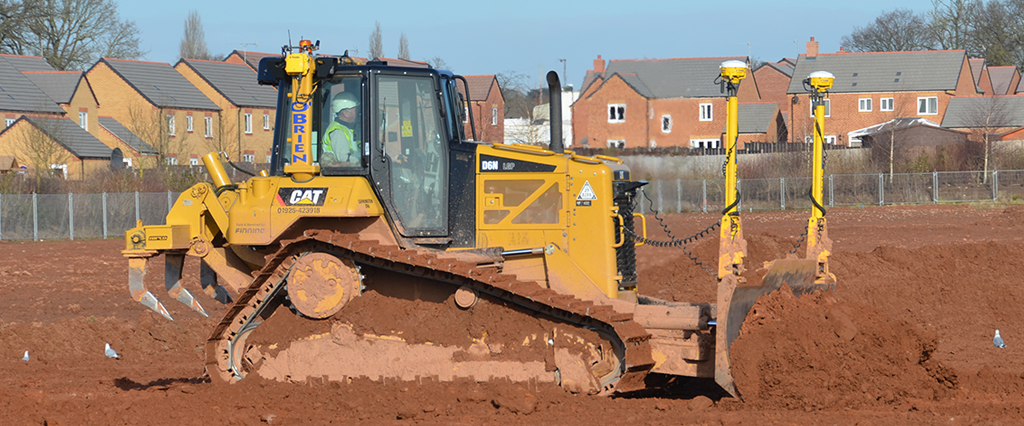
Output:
730,286,953,410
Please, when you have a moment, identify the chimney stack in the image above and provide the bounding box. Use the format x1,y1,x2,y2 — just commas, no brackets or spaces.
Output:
593,55,605,73
807,37,819,59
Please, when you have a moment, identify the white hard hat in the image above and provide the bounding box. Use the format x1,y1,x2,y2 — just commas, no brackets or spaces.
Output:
331,93,357,113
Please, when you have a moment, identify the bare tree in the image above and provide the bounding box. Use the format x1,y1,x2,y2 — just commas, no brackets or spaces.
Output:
369,21,383,59
960,96,1014,180
398,32,409,60
179,9,212,61
928,0,979,50
125,102,189,167
213,111,239,160
496,71,533,118
841,8,936,52
23,0,143,70
0,0,41,54
14,118,72,184
967,0,1024,68
426,56,449,70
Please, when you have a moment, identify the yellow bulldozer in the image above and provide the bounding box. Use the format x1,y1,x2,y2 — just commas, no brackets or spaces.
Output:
122,42,835,397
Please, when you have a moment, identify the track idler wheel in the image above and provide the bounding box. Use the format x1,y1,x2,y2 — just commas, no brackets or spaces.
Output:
288,253,362,319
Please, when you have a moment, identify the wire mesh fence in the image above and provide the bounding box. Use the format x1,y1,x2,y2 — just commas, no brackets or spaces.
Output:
0,169,1021,241
635,170,1018,214
0,191,180,241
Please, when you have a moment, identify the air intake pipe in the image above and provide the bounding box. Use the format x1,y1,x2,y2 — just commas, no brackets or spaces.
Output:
546,71,564,153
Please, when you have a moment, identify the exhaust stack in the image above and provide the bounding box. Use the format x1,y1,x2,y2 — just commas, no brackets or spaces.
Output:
546,71,563,153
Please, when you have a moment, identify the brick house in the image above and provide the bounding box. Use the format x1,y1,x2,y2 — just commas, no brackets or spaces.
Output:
98,116,157,168
459,75,504,143
85,58,222,166
224,50,278,71
787,38,978,147
941,96,1024,142
0,54,66,130
573,55,766,149
22,70,100,137
175,59,279,163
0,116,112,179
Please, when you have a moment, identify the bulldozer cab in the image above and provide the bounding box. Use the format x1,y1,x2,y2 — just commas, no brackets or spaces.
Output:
267,63,465,239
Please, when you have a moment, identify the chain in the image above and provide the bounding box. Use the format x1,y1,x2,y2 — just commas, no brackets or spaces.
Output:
788,229,808,254
629,189,720,275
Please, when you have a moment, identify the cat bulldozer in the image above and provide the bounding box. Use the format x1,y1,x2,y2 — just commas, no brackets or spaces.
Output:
122,42,835,397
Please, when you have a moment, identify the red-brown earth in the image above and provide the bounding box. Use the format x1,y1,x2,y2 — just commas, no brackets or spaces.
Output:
2,204,1023,425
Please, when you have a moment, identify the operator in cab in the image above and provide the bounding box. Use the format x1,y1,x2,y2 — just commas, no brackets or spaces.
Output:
321,92,361,167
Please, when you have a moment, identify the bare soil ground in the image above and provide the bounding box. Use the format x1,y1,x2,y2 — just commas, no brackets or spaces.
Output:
2,204,1024,425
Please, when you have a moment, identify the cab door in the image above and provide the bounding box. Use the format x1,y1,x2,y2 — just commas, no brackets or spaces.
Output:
370,71,449,239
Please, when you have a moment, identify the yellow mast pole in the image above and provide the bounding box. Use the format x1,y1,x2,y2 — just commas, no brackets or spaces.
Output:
717,60,748,281
805,70,834,279
282,40,320,182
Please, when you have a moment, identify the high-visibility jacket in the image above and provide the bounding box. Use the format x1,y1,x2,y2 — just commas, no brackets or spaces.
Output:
323,121,360,164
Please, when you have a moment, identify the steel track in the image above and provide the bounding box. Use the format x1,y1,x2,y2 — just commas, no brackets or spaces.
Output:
204,229,655,393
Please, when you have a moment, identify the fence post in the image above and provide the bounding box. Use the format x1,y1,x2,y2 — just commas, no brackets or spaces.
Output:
737,179,743,212
878,174,885,206
933,171,938,203
702,180,707,213
780,177,786,210
828,174,834,207
102,192,108,239
993,171,999,201
639,188,646,214
656,180,663,213
135,191,140,224
69,192,74,241
676,178,682,213
32,192,38,241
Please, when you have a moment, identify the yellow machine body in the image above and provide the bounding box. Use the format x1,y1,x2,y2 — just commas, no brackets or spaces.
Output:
120,45,835,398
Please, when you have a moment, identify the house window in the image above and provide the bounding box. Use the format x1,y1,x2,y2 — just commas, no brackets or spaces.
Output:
167,114,175,135
858,98,872,112
166,156,177,165
189,157,199,166
918,96,938,115
244,113,253,134
661,114,672,133
263,113,270,130
690,138,721,149
699,103,713,121
608,104,625,123
266,154,272,163
809,99,831,117
243,153,255,162
607,139,625,148
463,106,469,123
186,115,193,132
78,112,87,130
824,135,837,144
204,116,213,138
123,157,133,168
491,107,497,126
5,118,14,128
50,164,67,179
880,97,894,112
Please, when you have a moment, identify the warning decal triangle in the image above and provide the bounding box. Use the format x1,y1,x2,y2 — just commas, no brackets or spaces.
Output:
577,181,598,201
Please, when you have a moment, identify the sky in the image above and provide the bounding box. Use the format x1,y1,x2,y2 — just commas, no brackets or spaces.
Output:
118,0,938,90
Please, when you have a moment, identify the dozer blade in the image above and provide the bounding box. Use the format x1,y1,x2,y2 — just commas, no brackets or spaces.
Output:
128,256,173,321
715,258,834,398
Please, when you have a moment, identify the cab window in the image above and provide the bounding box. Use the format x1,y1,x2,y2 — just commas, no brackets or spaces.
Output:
377,74,448,233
